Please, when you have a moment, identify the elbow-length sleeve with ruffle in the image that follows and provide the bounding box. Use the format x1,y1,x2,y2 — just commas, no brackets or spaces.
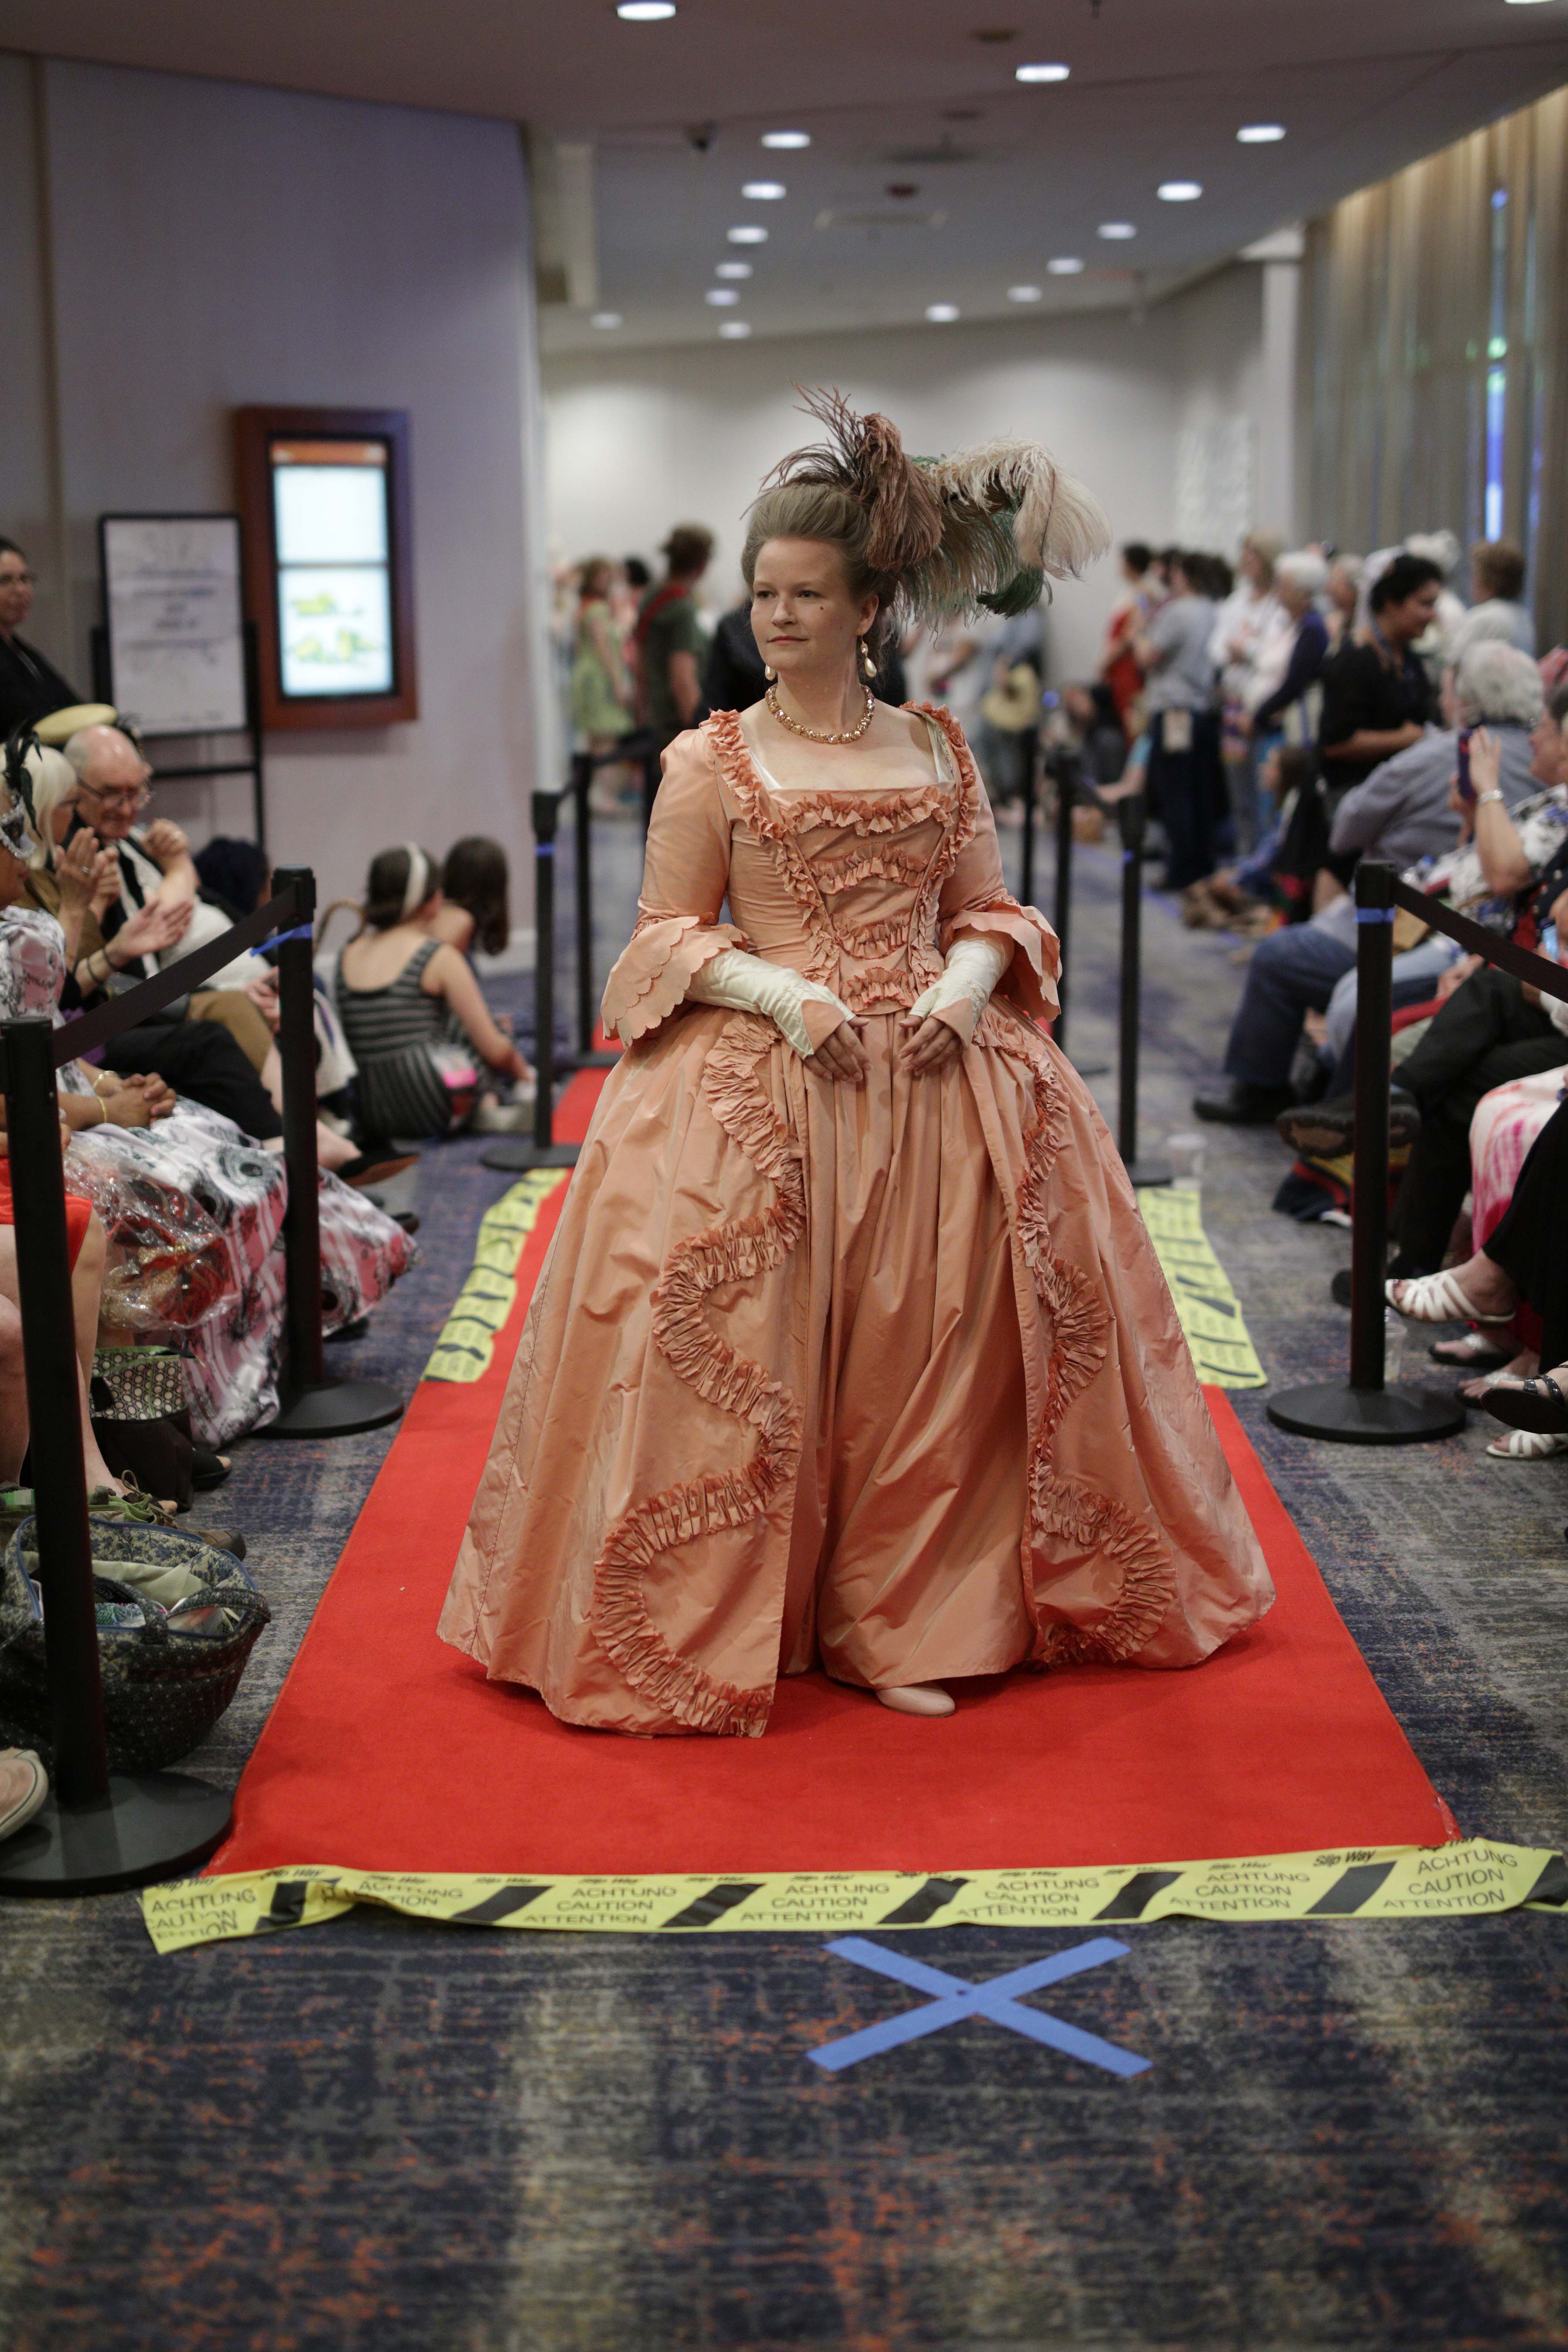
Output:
935,726,1061,1022
599,727,749,1044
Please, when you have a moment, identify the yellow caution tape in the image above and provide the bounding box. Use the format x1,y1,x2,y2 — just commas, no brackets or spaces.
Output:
140,1838,1567,1954
1140,1186,1267,1388
422,1172,568,1383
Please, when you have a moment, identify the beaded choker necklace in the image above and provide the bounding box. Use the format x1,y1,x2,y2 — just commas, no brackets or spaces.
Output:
765,683,876,744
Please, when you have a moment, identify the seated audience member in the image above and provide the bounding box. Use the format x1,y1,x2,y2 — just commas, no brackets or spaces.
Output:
1135,550,1222,890
1389,1097,1568,1457
433,837,512,960
1447,540,1536,668
1181,743,1318,933
0,764,415,1450
1193,645,1544,1123
1317,554,1443,802
1312,716,1568,1276
336,845,534,1141
0,538,81,736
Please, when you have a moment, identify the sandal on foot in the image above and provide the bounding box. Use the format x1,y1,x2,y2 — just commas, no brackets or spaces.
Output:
1431,1331,1513,1368
0,1748,47,1843
1485,1426,1568,1459
1479,1374,1568,1436
1386,1270,1513,1325
88,1481,247,1562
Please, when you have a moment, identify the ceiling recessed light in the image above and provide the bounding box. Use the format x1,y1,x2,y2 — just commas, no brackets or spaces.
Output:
1015,61,1070,82
926,302,960,323
590,312,623,329
719,321,752,338
716,260,752,279
742,180,786,200
727,225,768,244
1158,180,1203,202
705,288,740,306
1237,123,1286,143
615,1,675,17
1047,256,1085,274
761,130,810,149
1098,221,1137,240
1008,284,1042,302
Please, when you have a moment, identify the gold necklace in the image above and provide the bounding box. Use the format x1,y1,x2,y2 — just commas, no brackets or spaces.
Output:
765,683,876,744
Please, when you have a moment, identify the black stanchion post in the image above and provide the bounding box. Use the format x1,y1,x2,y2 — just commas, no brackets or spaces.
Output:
1019,727,1039,912
1115,796,1171,1188
568,751,618,1073
0,1017,231,1894
482,790,581,1174
259,869,402,1440
1268,861,1464,1445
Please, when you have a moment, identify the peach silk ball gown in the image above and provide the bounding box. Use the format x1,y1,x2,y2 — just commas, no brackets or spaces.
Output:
440,705,1273,1734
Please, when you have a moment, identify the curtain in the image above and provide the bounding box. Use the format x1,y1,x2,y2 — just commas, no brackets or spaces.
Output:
1306,86,1568,652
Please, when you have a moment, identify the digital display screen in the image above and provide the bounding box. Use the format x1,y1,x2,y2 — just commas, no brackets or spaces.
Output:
270,439,395,699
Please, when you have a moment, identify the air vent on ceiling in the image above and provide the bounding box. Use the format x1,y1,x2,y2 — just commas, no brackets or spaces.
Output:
879,145,981,167
815,207,948,232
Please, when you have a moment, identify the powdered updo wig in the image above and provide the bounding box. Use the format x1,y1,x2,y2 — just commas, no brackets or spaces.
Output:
741,387,1111,667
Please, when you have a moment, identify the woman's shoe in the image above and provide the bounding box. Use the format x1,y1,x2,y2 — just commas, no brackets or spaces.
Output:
88,1482,247,1562
1431,1331,1513,1369
338,1152,419,1189
1386,1270,1514,1325
190,1449,231,1491
1479,1374,1568,1436
0,1749,47,1844
1485,1426,1568,1460
876,1683,955,1718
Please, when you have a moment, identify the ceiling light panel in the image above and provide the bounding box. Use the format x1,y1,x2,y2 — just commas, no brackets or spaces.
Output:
761,131,811,149
715,261,752,278
719,321,752,338
1015,62,1070,82
590,312,623,328
1158,181,1203,201
1047,257,1085,274
705,288,740,306
1007,284,1042,302
615,2,675,17
1237,124,1286,143
1098,222,1137,239
742,180,787,199
925,302,960,322
727,225,768,243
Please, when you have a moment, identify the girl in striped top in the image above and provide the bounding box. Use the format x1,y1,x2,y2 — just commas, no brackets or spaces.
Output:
335,845,533,1142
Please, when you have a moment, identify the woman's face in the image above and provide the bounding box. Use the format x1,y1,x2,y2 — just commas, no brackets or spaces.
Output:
1328,563,1358,615
1381,582,1442,644
0,550,34,637
749,538,878,685
582,561,611,599
1530,708,1565,788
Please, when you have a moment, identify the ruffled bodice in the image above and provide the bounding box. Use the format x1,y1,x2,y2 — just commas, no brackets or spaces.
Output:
602,706,1058,1043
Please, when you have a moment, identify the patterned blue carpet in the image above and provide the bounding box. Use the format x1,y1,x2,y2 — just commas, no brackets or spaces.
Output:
0,818,1565,2351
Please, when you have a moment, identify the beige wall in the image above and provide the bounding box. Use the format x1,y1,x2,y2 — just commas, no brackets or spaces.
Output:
541,278,1275,687
3,54,546,914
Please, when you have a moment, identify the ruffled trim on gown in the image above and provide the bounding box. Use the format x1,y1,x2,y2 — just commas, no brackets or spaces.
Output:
601,912,748,1044
942,899,1061,1022
588,1015,807,1735
1009,1024,1179,1661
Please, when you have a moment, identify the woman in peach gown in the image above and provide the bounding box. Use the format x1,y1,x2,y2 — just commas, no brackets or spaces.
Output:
441,394,1272,1734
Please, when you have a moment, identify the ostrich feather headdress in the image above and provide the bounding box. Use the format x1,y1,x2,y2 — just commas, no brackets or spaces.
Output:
759,387,1111,626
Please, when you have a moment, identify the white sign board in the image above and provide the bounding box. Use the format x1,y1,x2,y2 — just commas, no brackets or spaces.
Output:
101,514,247,737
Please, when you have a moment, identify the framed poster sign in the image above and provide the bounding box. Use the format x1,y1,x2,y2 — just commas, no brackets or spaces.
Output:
99,513,248,737
235,406,417,730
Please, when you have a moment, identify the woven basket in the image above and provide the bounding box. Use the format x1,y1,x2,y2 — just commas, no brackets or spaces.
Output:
0,1518,270,1774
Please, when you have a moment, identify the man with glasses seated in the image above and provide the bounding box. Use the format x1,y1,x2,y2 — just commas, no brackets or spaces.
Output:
25,723,285,1142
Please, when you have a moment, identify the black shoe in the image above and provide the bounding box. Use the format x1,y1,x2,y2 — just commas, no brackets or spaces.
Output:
1275,1091,1422,1159
1330,1267,1353,1309
326,1315,371,1344
1192,1079,1296,1125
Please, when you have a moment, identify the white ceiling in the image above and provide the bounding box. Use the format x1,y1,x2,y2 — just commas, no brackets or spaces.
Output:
12,0,1568,350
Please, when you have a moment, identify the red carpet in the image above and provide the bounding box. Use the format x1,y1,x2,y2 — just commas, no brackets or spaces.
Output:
212,1079,1454,1879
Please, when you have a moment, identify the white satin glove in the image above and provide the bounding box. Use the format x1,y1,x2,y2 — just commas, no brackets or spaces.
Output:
687,949,854,1059
905,935,1012,1041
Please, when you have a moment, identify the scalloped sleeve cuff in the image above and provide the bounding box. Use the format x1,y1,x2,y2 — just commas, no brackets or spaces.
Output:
939,899,1061,1021
600,914,750,1044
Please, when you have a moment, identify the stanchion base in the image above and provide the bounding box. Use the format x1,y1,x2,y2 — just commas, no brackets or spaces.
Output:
563,1049,621,1071
1125,1158,1173,1188
480,1140,581,1173
0,1771,231,1897
258,1377,405,1440
1267,1381,1466,1446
